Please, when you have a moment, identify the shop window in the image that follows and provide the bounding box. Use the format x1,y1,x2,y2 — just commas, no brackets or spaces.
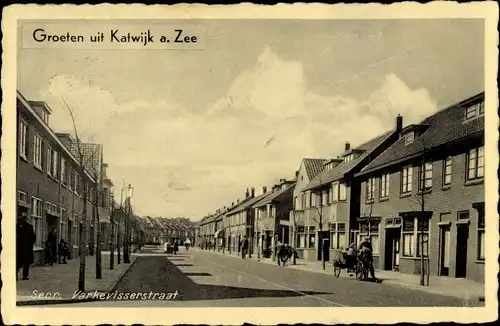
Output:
402,217,415,257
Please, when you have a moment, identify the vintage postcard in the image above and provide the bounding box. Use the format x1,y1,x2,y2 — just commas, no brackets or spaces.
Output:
1,2,499,325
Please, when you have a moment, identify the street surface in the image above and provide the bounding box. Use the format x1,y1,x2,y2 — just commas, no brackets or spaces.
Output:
54,245,478,307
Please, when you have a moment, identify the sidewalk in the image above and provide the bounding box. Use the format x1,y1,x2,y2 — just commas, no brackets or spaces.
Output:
196,248,485,301
16,251,138,306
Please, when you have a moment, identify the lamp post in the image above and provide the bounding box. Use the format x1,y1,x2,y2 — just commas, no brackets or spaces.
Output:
110,191,115,270
123,184,134,264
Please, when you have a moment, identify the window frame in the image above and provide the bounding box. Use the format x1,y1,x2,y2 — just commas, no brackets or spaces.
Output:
402,216,415,257
477,209,485,261
33,132,44,169
338,183,347,201
19,119,29,159
401,166,413,194
419,162,433,191
366,177,376,201
405,131,415,145
358,220,380,255
443,156,452,186
466,146,484,181
380,173,390,198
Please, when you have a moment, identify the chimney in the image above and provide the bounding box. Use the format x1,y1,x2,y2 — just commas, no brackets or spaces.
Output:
245,188,250,198
251,187,255,197
295,170,299,178
263,186,267,193
237,199,240,204
396,114,403,133
280,178,286,184
232,202,234,206
345,142,351,151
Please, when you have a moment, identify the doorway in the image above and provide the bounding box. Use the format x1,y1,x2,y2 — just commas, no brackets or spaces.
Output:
455,223,469,278
439,225,451,276
384,227,401,271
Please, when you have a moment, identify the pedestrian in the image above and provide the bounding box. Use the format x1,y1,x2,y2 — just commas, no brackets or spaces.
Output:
16,212,35,280
275,240,283,266
242,236,249,259
47,227,57,264
58,239,69,264
173,240,179,255
358,237,376,280
44,240,53,266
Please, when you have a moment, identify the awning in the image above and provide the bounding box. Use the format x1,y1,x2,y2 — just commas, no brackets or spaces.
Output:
214,229,225,238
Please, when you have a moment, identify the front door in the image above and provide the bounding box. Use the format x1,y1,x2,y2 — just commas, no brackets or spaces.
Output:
455,223,469,278
439,225,451,276
393,233,400,270
384,227,400,271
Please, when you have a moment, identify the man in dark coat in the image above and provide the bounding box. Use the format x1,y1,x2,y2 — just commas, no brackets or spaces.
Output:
241,236,249,259
47,227,57,264
358,237,376,280
16,212,35,280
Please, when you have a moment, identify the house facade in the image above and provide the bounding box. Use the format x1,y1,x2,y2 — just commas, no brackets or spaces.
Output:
290,158,327,260
355,92,485,283
17,91,96,263
300,116,404,262
225,190,256,253
253,180,295,258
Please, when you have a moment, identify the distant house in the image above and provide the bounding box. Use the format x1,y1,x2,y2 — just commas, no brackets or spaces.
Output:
224,189,257,252
290,158,327,259
301,115,404,262
253,179,295,258
355,92,485,283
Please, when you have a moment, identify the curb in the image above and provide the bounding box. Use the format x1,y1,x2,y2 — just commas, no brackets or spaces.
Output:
16,257,139,306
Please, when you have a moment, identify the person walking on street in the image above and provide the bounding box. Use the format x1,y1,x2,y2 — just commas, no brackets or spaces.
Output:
47,227,57,264
58,239,69,264
241,236,249,259
275,240,284,266
16,212,35,280
173,240,179,255
358,237,376,280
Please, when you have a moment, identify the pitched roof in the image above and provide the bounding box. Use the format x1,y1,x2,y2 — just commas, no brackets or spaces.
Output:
253,183,296,207
357,92,485,176
303,130,395,191
303,158,328,180
229,191,274,214
225,196,256,216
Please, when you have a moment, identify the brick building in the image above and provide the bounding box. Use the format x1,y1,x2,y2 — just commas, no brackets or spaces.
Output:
17,91,95,263
355,92,485,282
300,116,404,262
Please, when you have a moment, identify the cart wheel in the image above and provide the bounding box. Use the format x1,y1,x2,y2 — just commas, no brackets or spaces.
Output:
333,265,341,278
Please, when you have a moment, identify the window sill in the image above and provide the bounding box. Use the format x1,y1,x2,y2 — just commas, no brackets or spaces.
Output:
417,189,432,196
365,200,375,205
465,179,484,187
379,197,389,203
33,165,44,173
400,256,429,260
475,260,485,264
441,185,451,191
399,193,411,199
20,155,29,163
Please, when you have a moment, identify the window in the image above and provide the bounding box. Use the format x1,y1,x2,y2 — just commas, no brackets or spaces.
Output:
308,226,316,248
33,132,43,169
47,146,52,175
458,211,470,221
380,174,390,198
330,222,347,250
465,104,477,119
305,192,310,208
301,193,306,209
405,131,415,145
465,101,484,120
419,162,433,191
366,177,375,201
18,191,28,203
61,158,67,185
332,183,338,202
19,119,29,159
297,226,306,248
344,154,354,163
74,171,79,194
402,217,415,257
339,183,347,201
443,157,452,186
401,166,413,194
311,193,317,207
52,150,58,179
358,220,380,255
477,209,485,260
416,218,429,257
467,146,484,181
31,197,43,247
322,191,328,206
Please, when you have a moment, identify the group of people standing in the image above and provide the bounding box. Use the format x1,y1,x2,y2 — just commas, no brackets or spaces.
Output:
16,212,70,281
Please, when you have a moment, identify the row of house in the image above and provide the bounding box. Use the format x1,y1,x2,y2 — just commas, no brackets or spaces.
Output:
137,216,196,245
16,90,127,263
198,91,485,283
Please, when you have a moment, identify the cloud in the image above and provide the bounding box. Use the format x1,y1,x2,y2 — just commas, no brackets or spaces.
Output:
36,48,438,220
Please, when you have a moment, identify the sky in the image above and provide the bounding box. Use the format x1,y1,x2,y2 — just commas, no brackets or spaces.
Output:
17,19,484,221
